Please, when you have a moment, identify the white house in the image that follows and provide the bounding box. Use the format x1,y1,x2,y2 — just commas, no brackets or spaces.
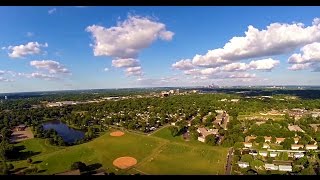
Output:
238,161,250,169
264,136,272,143
263,143,270,149
305,145,318,150
278,165,292,172
293,137,300,144
243,142,252,148
269,152,278,158
265,164,278,171
276,138,285,144
198,137,205,143
259,151,268,157
291,144,304,150
294,153,304,158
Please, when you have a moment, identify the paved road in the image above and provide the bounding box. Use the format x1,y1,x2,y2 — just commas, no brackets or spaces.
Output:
225,148,233,175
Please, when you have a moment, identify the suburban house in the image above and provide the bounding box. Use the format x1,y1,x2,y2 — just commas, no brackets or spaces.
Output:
265,164,278,171
269,152,278,158
291,144,304,150
215,110,224,114
305,145,318,150
288,125,305,133
259,151,268,157
263,143,270,149
294,153,304,158
214,115,223,125
276,138,285,144
311,112,320,118
278,165,292,172
245,136,256,142
243,142,253,148
309,124,320,132
293,137,300,144
264,136,272,143
249,150,258,156
238,161,250,168
197,127,219,143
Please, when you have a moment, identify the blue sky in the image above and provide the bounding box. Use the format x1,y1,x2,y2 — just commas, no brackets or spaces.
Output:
1,6,320,93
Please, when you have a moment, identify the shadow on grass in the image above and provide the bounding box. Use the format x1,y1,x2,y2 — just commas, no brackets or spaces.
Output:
12,167,27,174
33,160,43,164
38,169,47,173
7,145,41,161
81,163,103,175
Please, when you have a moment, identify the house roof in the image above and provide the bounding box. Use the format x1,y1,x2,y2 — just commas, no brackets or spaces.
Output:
238,161,249,165
276,138,285,142
288,125,304,132
264,136,272,140
291,144,304,148
197,127,218,137
245,136,257,142
305,145,318,148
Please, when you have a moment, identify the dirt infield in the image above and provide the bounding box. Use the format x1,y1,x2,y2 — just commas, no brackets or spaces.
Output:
110,131,125,137
113,157,137,169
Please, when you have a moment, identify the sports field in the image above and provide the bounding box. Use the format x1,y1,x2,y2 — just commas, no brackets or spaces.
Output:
11,127,228,175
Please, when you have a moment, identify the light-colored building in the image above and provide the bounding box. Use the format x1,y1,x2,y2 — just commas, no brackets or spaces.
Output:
245,136,256,142
259,151,268,157
294,153,304,158
215,110,224,114
231,99,239,102
243,142,253,148
311,112,320,118
305,145,318,150
293,137,300,144
269,152,278,158
309,124,320,132
291,144,304,150
276,138,285,144
197,127,219,143
265,164,278,171
263,143,270,149
264,136,272,143
238,161,250,168
278,165,292,172
288,125,305,133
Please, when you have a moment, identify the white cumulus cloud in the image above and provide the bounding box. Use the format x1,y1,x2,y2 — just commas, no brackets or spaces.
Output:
86,15,174,59
248,58,280,71
5,42,48,58
288,42,320,71
188,18,320,67
125,66,142,76
172,59,194,70
30,60,70,74
112,58,140,68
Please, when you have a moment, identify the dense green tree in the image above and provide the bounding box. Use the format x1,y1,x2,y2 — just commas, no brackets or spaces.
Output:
205,134,217,146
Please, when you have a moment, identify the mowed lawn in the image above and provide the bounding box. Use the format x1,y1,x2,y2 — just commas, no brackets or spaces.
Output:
11,127,228,175
139,126,228,174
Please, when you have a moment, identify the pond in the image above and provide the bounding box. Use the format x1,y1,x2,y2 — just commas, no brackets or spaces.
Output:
42,120,85,143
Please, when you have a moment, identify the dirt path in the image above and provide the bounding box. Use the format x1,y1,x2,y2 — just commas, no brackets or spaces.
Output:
225,148,233,175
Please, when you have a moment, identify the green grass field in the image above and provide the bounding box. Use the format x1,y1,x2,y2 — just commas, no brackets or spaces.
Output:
11,127,228,175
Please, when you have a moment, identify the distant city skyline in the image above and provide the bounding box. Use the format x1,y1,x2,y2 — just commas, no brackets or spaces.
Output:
1,6,320,93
